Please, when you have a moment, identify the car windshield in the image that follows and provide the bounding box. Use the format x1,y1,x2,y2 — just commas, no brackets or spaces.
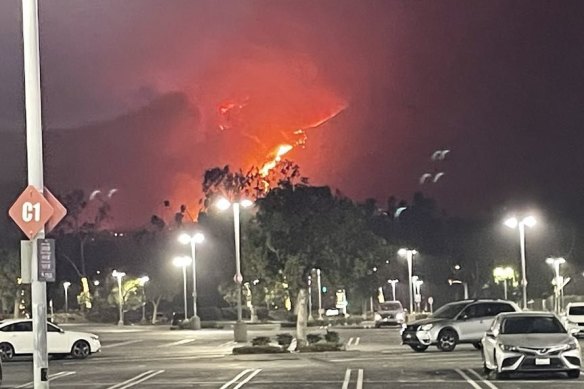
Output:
501,316,566,334
432,302,469,319
568,306,584,315
379,302,402,311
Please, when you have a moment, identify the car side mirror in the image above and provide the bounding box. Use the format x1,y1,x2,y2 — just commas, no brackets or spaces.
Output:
485,331,495,338
459,314,469,321
569,328,579,336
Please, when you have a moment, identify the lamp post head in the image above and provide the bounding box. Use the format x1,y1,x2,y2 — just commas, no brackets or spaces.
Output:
63,281,71,289
523,216,536,228
178,233,191,245
240,199,254,208
193,232,205,243
173,255,192,268
216,197,231,211
388,279,399,285
504,217,518,229
112,270,126,279
138,276,150,286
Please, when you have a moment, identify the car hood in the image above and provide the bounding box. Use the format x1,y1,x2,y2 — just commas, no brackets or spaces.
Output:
498,333,573,348
66,331,98,340
408,317,447,326
378,309,404,314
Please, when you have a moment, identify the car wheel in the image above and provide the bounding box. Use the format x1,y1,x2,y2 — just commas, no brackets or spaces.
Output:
495,371,508,380
567,370,580,379
409,344,428,352
437,329,458,352
0,343,14,361
375,323,381,328
472,342,483,350
70,340,91,359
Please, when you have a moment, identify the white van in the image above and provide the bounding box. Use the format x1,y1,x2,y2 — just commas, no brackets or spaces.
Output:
564,302,584,337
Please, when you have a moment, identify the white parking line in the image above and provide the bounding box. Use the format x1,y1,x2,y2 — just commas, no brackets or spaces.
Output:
16,371,76,388
341,369,364,389
467,368,498,389
106,370,164,389
347,337,354,346
354,337,360,346
159,338,196,347
219,341,237,348
454,369,482,389
102,340,143,349
220,369,262,389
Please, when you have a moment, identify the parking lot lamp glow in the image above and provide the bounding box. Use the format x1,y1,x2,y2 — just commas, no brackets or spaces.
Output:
504,215,536,309
112,270,126,326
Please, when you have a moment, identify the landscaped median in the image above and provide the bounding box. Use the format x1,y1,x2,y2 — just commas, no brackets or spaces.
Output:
233,331,344,355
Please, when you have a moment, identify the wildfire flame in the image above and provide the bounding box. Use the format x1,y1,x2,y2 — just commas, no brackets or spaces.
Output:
258,105,346,177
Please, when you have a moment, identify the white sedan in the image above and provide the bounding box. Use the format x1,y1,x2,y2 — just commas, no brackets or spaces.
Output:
0,319,101,361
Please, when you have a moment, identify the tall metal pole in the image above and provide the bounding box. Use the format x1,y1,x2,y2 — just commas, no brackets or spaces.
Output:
117,276,123,326
22,1,48,386
307,275,313,321
503,279,508,300
232,203,247,342
391,283,396,301
316,269,323,320
463,283,469,300
141,288,146,323
518,223,528,309
407,251,413,314
182,265,188,320
64,287,68,314
191,242,198,318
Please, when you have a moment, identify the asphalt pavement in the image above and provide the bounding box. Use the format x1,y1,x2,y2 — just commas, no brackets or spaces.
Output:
1,324,583,388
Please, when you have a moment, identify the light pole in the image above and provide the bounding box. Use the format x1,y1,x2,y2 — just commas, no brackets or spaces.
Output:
387,279,399,301
173,256,192,324
398,248,417,315
178,232,205,330
493,266,515,300
217,197,253,342
307,274,313,321
138,276,149,323
545,257,565,314
63,281,71,316
504,216,536,309
112,270,126,326
316,268,323,320
448,279,468,300
412,277,423,313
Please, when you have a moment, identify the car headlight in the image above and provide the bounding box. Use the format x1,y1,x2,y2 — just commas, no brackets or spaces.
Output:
566,341,579,351
396,312,405,320
374,313,382,321
498,343,518,352
420,323,433,331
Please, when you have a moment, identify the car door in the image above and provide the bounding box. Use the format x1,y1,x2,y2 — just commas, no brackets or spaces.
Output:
11,321,34,354
457,303,491,341
47,323,69,354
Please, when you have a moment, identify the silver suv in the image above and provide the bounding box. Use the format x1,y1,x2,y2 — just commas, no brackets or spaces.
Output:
400,299,521,352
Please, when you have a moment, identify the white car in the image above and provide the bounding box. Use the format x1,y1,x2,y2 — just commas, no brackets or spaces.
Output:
563,302,584,337
481,312,581,379
0,319,101,361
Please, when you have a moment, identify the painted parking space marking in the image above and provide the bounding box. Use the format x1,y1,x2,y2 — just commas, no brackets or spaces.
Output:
102,339,143,349
220,369,262,389
466,368,498,389
454,368,482,389
106,370,165,389
159,338,196,347
16,371,76,388
342,368,364,389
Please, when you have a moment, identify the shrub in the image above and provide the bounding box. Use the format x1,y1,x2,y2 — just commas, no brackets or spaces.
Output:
233,345,287,354
325,330,340,344
251,336,272,346
276,333,294,347
306,334,322,345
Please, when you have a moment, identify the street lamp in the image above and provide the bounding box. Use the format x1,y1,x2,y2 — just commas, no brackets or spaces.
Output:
545,257,566,314
173,256,192,324
112,270,126,326
493,266,515,300
63,281,71,316
387,279,399,301
448,279,468,300
307,274,313,321
504,215,536,309
216,197,254,342
412,277,423,313
178,232,205,330
315,268,324,320
138,276,149,323
398,248,418,315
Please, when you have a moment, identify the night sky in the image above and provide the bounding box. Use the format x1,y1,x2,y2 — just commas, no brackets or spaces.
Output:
1,0,584,227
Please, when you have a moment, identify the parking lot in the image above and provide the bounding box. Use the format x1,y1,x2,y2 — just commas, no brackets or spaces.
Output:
1,325,582,388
